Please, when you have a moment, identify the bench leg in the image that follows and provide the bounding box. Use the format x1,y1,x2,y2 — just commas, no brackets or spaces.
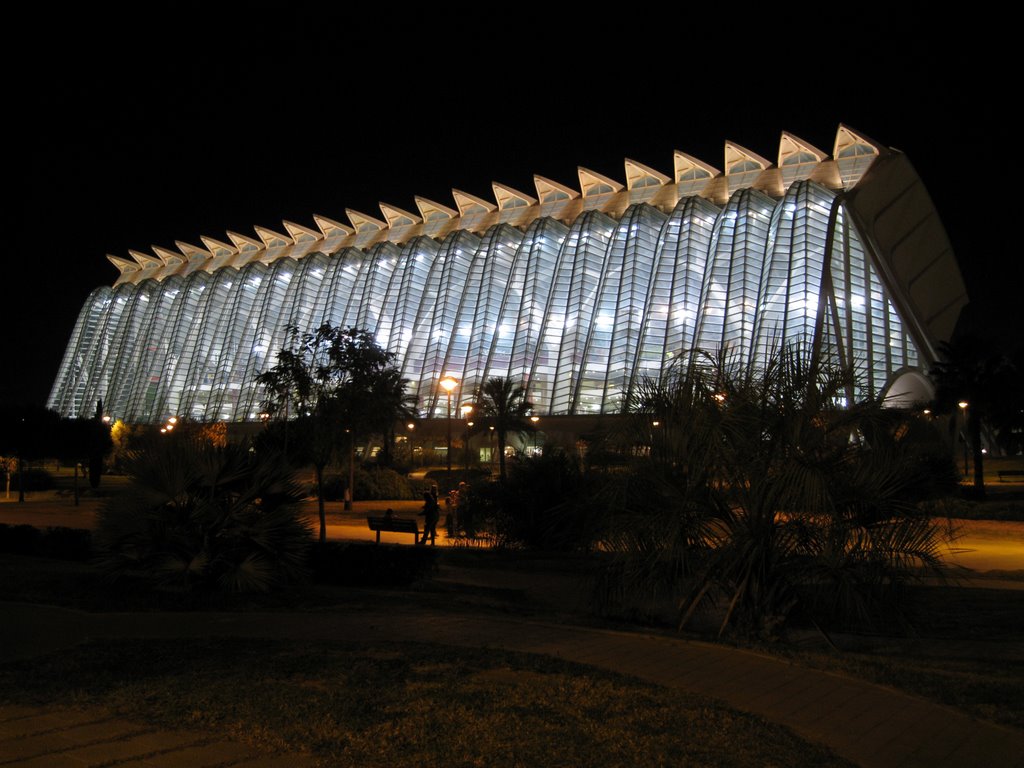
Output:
375,531,381,544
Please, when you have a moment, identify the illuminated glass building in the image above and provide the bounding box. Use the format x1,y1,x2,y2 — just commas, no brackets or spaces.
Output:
49,126,967,423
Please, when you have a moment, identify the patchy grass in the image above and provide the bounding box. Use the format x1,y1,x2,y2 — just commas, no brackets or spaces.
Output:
0,639,853,768
759,585,1024,730
781,645,1024,731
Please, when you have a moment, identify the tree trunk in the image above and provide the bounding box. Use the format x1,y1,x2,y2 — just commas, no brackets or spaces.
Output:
345,434,355,512
380,426,393,467
315,462,327,543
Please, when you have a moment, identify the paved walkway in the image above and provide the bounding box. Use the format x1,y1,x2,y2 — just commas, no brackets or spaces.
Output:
2,601,1022,768
0,704,315,766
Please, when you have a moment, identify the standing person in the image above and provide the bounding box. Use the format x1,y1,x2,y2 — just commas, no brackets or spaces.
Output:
419,490,439,545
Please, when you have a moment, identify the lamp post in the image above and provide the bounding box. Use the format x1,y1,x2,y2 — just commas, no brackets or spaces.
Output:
959,400,969,476
530,415,539,455
440,376,458,486
460,404,473,470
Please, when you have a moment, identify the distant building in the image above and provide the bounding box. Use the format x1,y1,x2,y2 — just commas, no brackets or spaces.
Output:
49,125,966,423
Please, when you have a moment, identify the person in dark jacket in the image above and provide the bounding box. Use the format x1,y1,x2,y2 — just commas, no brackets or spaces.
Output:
419,490,439,545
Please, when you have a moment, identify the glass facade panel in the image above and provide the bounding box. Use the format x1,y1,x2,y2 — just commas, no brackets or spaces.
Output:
49,176,930,421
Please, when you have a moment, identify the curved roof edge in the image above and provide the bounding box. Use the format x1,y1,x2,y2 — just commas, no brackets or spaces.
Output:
845,150,967,359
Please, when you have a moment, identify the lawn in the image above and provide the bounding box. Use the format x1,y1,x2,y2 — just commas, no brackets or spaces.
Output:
0,639,853,767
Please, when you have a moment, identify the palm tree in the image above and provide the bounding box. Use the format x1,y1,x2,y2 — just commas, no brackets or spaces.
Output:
473,377,535,482
369,367,419,467
610,347,956,640
95,436,312,594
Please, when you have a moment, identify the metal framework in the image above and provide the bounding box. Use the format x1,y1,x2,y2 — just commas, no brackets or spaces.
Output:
49,125,967,422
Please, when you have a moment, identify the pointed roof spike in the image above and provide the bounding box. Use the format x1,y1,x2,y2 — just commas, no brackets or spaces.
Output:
253,225,293,248
282,220,322,242
200,236,238,257
128,249,163,269
226,231,263,252
623,158,671,190
109,255,141,274
534,175,580,203
312,214,355,238
452,189,497,217
379,202,423,228
724,142,772,174
577,167,624,197
175,241,211,261
778,132,828,167
414,196,459,222
152,245,185,265
673,151,719,183
346,208,387,233
834,123,884,159
492,181,537,210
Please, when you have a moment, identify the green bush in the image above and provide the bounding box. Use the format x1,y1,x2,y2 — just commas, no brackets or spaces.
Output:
7,467,55,492
489,452,597,551
0,524,93,560
308,541,437,586
318,466,416,501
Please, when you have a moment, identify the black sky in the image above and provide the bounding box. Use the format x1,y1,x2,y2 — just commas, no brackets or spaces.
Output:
8,13,1017,408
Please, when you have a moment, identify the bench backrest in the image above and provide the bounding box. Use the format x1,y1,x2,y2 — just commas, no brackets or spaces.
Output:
367,516,420,533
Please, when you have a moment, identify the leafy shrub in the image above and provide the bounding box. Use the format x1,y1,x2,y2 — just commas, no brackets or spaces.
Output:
318,466,415,501
0,524,93,560
95,437,313,593
356,466,416,500
489,452,598,551
308,541,437,586
8,468,55,492
0,524,42,554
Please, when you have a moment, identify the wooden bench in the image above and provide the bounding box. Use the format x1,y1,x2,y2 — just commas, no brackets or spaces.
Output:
997,469,1024,482
367,516,420,544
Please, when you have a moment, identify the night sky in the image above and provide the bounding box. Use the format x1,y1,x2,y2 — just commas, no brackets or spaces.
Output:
8,13,1015,409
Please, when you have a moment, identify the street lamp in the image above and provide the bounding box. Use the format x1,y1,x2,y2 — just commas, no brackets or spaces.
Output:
530,415,539,455
460,404,473,470
440,376,458,485
959,400,969,476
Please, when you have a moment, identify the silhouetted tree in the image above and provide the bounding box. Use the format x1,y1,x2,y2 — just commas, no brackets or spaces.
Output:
257,324,410,539
473,377,534,482
608,347,955,640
